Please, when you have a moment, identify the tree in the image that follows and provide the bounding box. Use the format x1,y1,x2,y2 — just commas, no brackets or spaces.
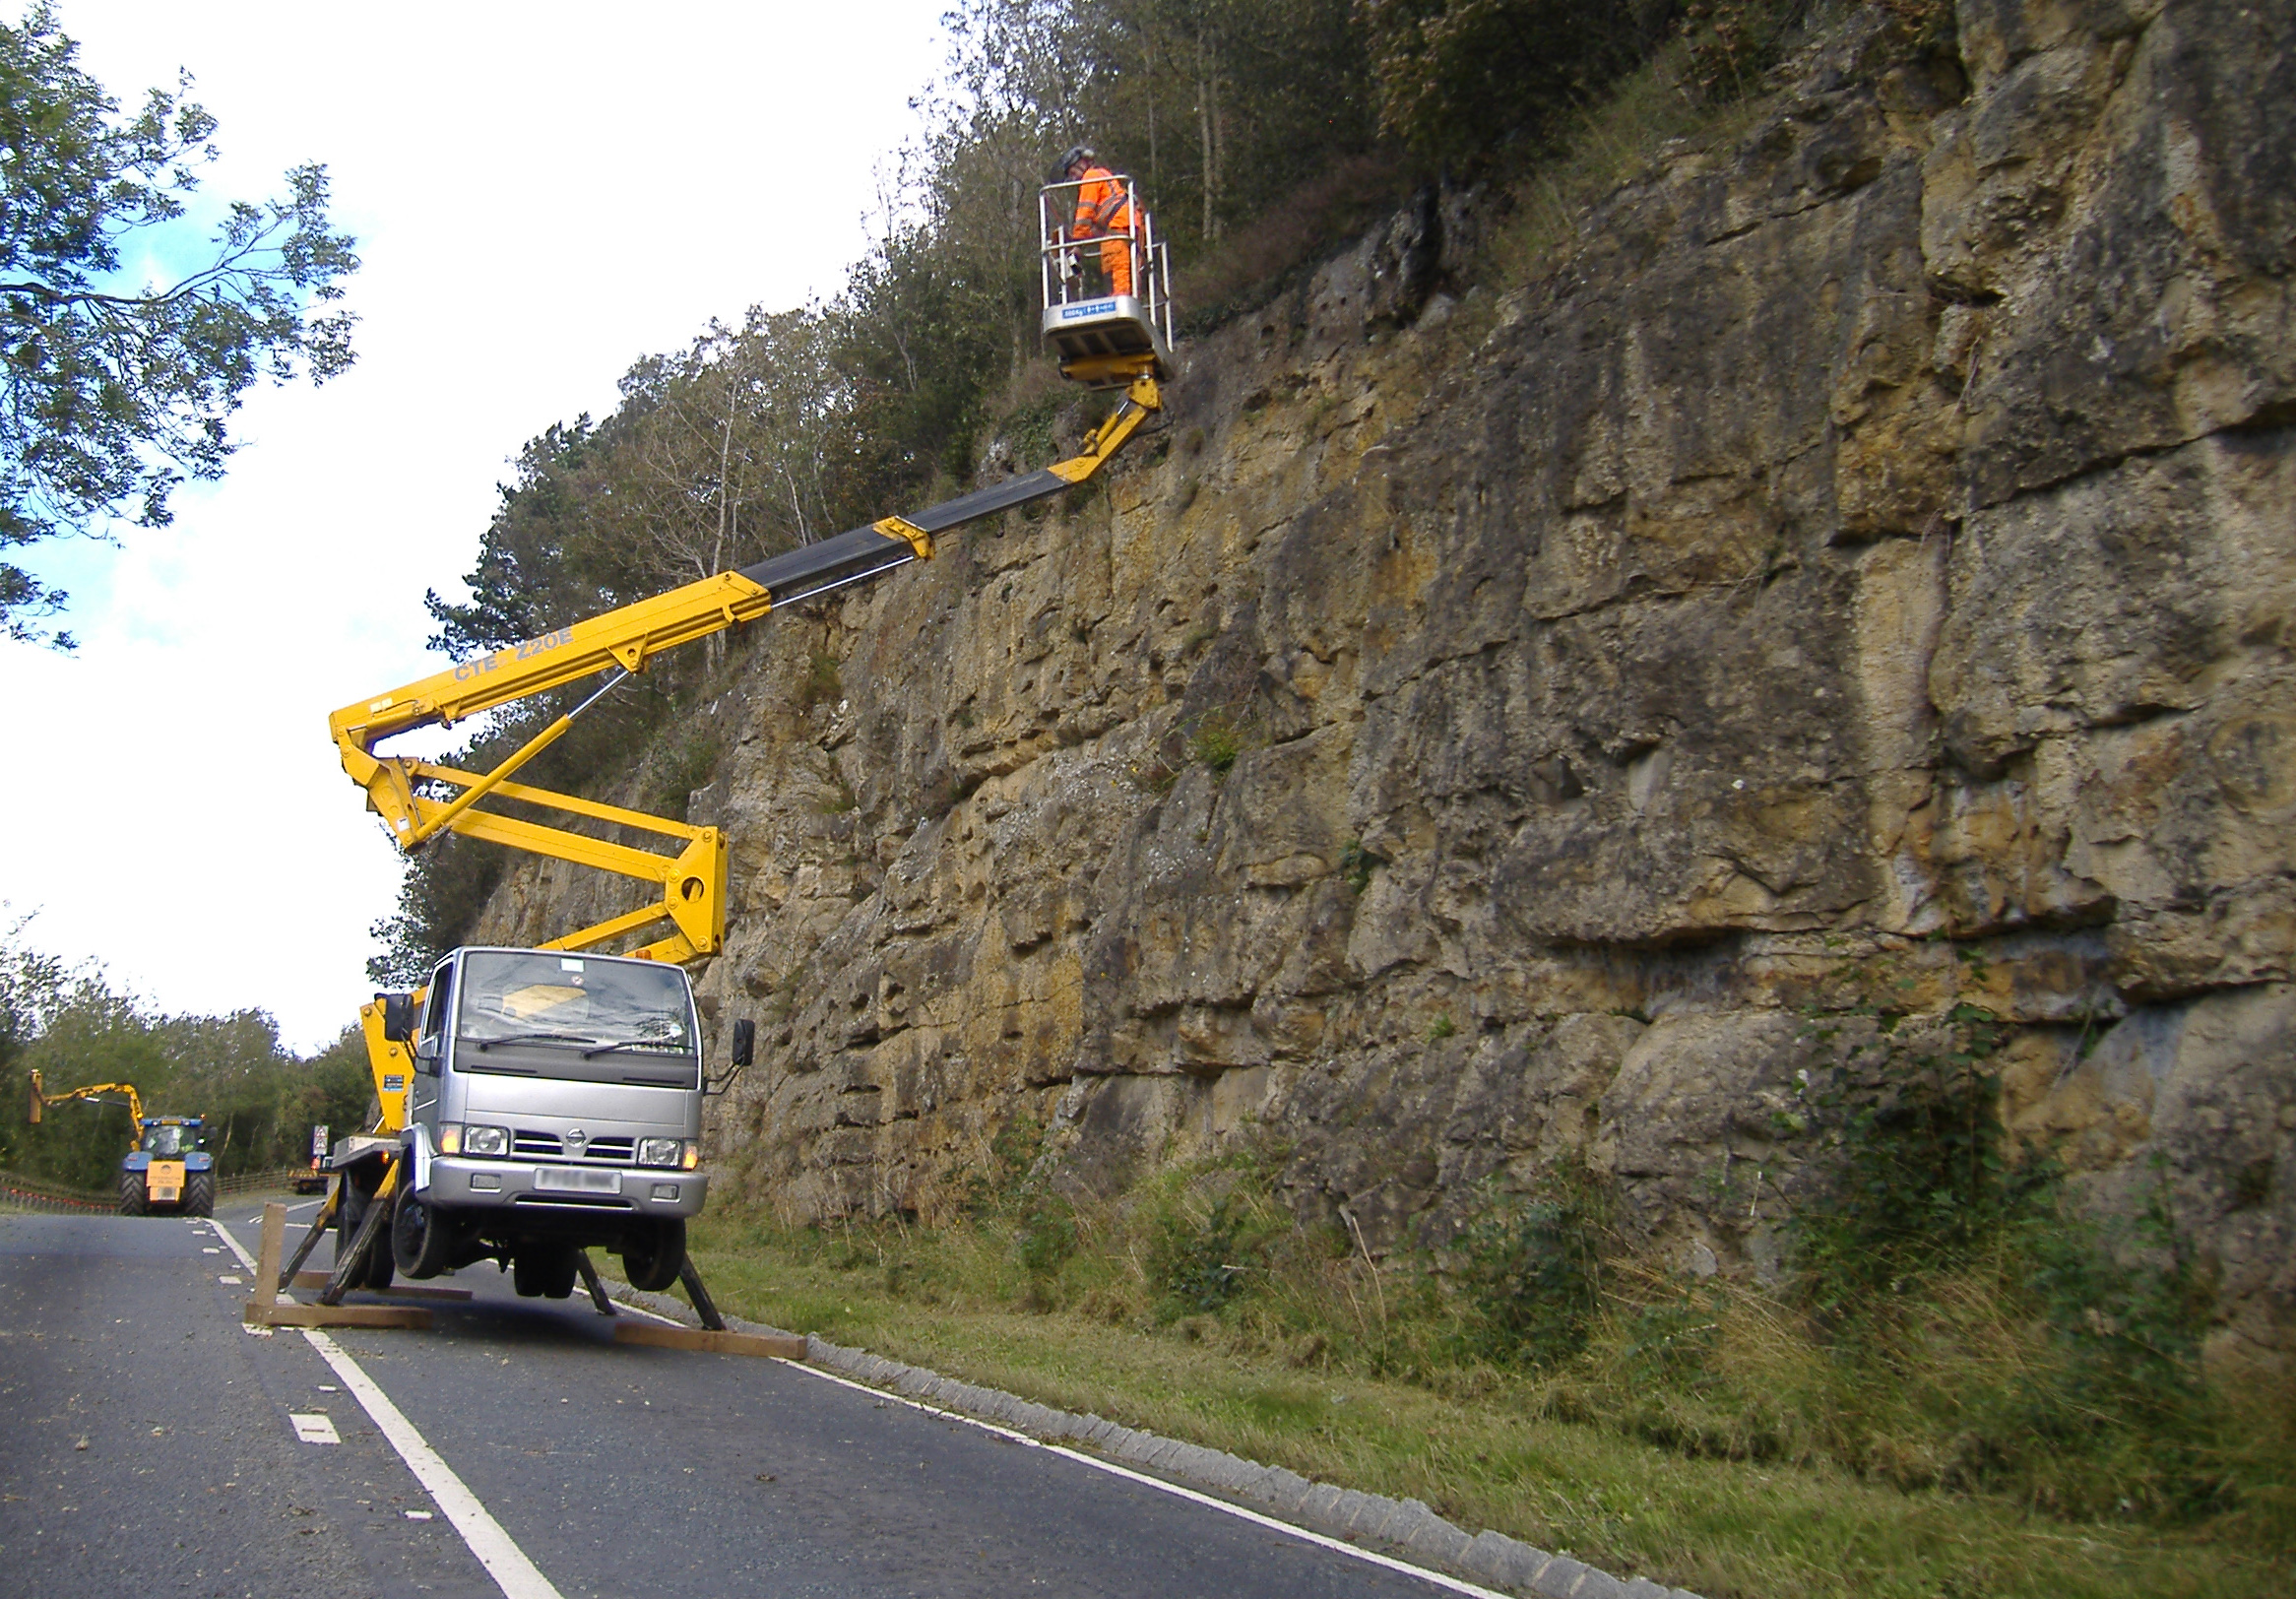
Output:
0,909,66,1170
0,4,358,648
4,920,371,1186
1356,0,1676,159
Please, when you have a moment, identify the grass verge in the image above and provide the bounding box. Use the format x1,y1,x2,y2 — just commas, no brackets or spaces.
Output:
676,1192,2292,1599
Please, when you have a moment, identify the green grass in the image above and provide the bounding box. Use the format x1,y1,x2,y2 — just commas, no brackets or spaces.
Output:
1475,42,1775,295
674,1188,2294,1599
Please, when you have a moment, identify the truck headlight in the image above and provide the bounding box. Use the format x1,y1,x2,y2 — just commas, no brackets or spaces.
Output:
637,1137,683,1168
463,1124,511,1158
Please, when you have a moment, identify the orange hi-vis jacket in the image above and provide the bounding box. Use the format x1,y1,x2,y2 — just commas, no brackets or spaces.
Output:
1072,166,1134,296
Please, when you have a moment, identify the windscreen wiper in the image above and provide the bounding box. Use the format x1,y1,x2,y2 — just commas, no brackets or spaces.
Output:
580,1039,694,1059
474,1031,597,1053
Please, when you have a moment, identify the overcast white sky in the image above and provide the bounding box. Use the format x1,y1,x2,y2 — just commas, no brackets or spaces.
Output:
2,2,955,1048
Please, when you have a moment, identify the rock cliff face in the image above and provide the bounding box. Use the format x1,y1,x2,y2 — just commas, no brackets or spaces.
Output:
477,0,2295,1362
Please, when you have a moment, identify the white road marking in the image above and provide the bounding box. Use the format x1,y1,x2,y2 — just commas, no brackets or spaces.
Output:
290,1413,341,1444
610,1282,1506,1599
614,1298,685,1325
304,1330,567,1599
781,1360,1512,1596
213,1226,1498,1598
207,1222,259,1273
219,1275,243,1285
210,1217,567,1599
240,1201,321,1225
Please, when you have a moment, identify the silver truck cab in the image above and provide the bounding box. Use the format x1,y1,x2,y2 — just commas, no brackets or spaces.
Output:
386,946,734,1299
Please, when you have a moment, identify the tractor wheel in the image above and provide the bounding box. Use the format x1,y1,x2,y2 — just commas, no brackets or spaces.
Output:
511,1244,578,1300
391,1187,453,1280
618,1218,686,1294
117,1170,146,1216
183,1172,215,1218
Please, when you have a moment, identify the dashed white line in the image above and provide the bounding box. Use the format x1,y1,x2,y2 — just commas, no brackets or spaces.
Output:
212,1216,566,1599
216,1222,1496,1598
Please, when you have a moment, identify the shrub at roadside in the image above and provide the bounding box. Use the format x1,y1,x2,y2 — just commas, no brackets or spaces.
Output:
699,1003,2293,1564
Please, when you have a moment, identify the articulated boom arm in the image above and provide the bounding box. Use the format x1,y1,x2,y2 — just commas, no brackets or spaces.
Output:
331,371,1164,965
28,1071,146,1145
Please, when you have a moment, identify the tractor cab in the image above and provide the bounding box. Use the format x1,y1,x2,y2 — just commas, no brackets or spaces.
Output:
1041,169,1173,388
140,1119,204,1157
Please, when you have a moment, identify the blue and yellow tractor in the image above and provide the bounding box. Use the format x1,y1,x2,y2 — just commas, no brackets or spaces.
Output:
27,1072,216,1216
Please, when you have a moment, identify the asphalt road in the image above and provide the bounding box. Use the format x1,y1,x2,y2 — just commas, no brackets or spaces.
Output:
0,1203,1489,1598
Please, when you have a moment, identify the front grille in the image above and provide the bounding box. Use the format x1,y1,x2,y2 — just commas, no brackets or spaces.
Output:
510,1129,637,1166
511,1192,633,1209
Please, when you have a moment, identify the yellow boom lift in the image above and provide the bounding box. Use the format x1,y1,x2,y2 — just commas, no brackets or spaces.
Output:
287,172,1174,1328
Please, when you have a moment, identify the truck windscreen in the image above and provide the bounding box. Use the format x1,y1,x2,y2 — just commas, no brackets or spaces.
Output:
454,951,698,1086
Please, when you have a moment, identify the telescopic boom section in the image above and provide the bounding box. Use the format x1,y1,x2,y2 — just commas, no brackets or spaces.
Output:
330,370,1163,964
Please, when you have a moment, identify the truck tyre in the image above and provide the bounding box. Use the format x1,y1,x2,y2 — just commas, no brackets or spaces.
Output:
184,1172,215,1218
619,1218,686,1294
511,1244,578,1299
391,1188,453,1279
118,1170,146,1216
336,1175,397,1292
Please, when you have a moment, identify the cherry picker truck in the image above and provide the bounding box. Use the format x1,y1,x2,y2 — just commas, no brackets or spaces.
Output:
268,173,1174,1342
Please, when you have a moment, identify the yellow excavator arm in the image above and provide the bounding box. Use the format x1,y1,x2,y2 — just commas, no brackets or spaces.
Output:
28,1071,146,1145
330,371,1163,968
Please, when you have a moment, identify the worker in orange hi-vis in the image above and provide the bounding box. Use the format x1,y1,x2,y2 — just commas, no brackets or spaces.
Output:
1059,145,1133,296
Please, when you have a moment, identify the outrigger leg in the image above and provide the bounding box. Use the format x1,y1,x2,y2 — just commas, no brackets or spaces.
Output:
576,1249,619,1316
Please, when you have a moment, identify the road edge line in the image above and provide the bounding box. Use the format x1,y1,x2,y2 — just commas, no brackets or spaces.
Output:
792,1355,1515,1597
601,1272,1686,1599
212,1212,568,1599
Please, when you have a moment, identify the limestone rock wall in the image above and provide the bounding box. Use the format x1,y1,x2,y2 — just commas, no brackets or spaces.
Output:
476,0,2295,1362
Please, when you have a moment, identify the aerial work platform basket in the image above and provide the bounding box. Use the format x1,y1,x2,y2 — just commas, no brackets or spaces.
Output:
1041,171,1173,387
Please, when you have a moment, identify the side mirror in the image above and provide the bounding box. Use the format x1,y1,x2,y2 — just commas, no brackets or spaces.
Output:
731,1018,756,1069
380,992,415,1044
413,1036,440,1075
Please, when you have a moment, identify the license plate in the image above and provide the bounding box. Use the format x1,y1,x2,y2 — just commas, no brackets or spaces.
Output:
534,1166,619,1193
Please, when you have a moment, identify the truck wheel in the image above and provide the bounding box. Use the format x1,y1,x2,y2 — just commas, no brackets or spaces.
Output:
511,1244,578,1300
118,1170,146,1216
184,1172,215,1218
392,1188,453,1279
619,1219,686,1294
